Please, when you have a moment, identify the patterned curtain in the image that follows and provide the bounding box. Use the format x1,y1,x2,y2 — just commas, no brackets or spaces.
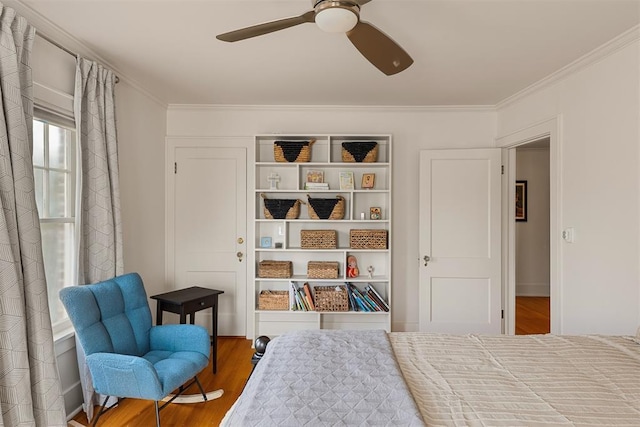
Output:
0,4,66,426
73,57,123,421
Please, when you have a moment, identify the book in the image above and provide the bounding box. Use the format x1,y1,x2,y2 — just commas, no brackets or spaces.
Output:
289,281,296,310
339,172,354,190
345,282,357,310
365,284,389,311
346,283,376,312
303,282,315,310
293,282,309,311
366,290,387,312
304,182,329,190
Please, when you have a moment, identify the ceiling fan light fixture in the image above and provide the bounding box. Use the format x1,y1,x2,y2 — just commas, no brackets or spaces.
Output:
315,6,358,33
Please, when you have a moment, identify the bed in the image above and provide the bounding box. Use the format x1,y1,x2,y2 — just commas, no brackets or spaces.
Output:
222,328,640,426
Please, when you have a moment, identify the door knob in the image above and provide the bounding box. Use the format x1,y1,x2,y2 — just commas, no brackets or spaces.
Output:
237,251,244,262
423,255,430,266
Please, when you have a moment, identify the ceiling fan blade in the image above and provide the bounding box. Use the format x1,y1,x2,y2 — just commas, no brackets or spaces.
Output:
217,10,315,42
346,21,413,75
353,0,373,5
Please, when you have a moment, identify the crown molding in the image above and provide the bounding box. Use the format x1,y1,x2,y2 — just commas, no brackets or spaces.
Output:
6,0,168,109
167,104,496,113
497,24,640,110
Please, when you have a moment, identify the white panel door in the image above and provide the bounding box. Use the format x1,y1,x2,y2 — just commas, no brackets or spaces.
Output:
419,149,502,333
173,146,247,336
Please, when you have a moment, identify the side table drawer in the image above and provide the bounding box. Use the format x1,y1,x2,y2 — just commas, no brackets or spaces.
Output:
183,295,215,313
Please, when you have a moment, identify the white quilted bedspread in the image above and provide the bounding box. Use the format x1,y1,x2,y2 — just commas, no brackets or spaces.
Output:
389,332,640,426
223,329,424,426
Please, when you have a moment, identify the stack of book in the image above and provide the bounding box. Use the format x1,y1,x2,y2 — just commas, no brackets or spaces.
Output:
304,182,329,190
290,282,315,311
346,283,390,312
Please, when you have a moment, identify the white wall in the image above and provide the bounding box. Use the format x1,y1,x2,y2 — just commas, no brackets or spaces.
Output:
166,106,497,331
116,82,168,298
498,37,640,334
516,147,550,296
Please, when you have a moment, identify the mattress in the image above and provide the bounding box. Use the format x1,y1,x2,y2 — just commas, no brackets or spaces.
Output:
389,332,640,426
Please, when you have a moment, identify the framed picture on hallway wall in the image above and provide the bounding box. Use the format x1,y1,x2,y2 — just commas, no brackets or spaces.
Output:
515,180,527,222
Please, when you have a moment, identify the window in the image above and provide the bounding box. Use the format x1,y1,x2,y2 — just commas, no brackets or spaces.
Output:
33,116,77,331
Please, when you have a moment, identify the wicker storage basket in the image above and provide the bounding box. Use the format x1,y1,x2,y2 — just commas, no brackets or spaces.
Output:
258,260,293,278
341,141,378,163
349,229,388,249
258,290,289,310
307,261,339,279
273,139,315,163
314,285,349,311
262,194,304,219
307,195,345,220
300,230,337,249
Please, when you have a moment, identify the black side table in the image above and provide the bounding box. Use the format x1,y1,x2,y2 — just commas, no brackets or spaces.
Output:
151,286,224,373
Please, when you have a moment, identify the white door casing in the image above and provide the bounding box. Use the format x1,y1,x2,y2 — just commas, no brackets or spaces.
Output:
419,148,502,334
497,116,561,335
167,140,247,336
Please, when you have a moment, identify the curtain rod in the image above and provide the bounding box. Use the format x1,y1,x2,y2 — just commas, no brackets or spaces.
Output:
37,33,120,84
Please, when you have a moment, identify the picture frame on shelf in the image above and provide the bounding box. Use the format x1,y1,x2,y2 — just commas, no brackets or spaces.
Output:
260,236,273,248
515,180,527,221
306,170,324,183
361,173,375,189
339,171,355,190
370,207,381,220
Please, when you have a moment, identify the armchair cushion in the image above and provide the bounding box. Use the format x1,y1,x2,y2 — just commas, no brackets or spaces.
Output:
150,324,210,358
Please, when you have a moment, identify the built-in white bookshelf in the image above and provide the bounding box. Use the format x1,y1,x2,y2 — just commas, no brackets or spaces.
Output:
252,134,392,338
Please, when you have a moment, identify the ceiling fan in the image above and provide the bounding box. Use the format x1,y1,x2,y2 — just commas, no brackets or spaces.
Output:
216,0,413,76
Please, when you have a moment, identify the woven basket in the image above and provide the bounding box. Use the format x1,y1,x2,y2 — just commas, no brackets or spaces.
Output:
307,195,345,220
300,230,337,249
274,139,315,162
258,261,293,278
307,261,339,279
349,229,388,249
262,194,304,219
258,290,289,310
341,141,378,163
314,285,349,311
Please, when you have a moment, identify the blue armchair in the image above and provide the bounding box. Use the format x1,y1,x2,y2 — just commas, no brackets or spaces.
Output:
59,273,210,426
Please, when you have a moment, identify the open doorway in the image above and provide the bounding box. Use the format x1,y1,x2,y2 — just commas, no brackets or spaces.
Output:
514,138,550,334
499,116,560,336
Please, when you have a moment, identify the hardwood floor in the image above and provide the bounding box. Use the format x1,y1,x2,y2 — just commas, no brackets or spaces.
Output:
70,337,255,427
515,296,550,335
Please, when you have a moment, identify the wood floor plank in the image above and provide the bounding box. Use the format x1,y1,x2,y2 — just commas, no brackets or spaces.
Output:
515,296,550,335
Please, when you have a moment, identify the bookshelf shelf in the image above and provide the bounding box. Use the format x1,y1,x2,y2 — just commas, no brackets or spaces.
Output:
252,134,392,338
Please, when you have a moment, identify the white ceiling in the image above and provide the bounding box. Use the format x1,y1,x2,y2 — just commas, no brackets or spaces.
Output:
10,0,640,106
